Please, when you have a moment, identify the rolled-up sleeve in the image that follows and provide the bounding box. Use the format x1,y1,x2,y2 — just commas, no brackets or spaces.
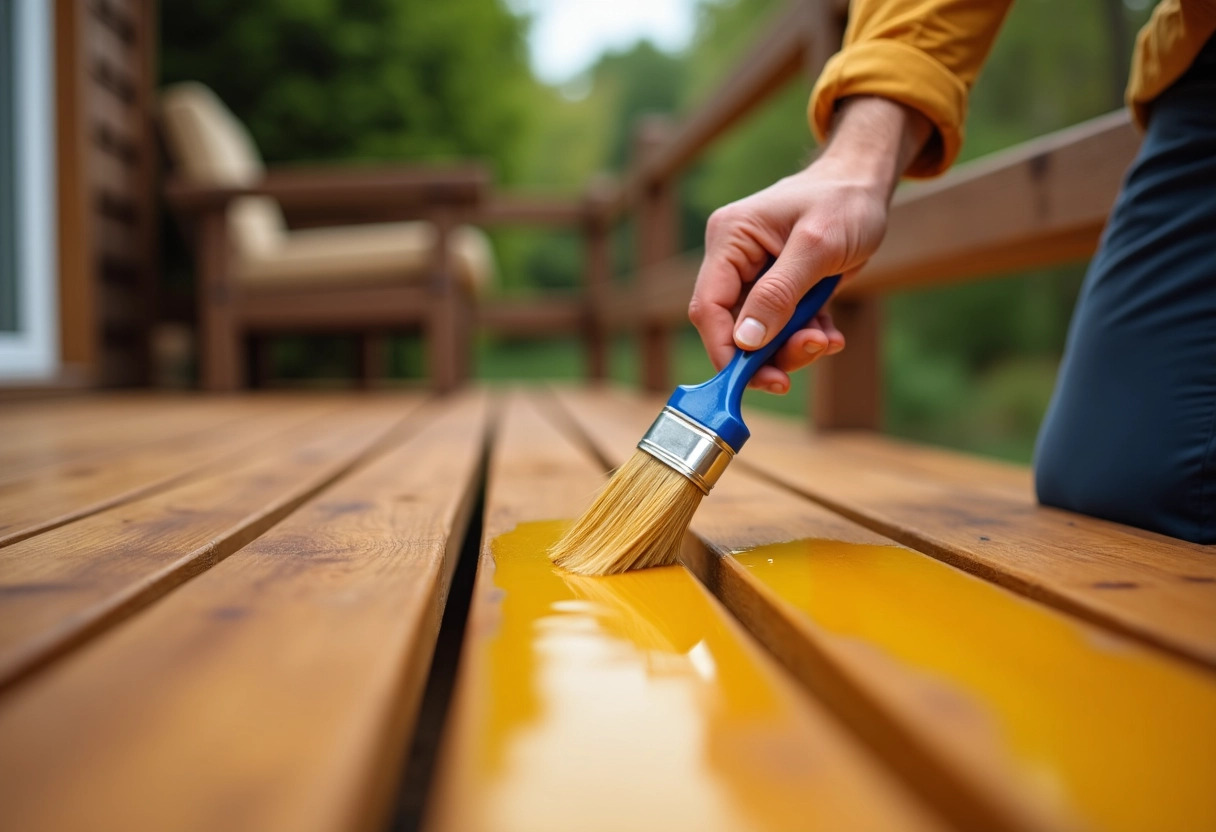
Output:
810,0,1015,178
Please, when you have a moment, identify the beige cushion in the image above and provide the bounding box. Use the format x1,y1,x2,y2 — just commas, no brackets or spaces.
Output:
235,222,494,293
159,82,286,258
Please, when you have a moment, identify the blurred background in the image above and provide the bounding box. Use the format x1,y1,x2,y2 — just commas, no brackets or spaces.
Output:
0,0,1154,462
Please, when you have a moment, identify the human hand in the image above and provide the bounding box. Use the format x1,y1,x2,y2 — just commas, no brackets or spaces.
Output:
688,96,931,394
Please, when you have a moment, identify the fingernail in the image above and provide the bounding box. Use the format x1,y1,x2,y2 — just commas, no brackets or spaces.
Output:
768,382,784,394
804,340,824,354
828,343,844,355
735,317,766,349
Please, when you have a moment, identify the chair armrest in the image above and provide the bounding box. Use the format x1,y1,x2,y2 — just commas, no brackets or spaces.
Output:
164,163,490,218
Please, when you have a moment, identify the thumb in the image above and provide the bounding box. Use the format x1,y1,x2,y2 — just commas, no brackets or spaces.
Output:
733,229,834,350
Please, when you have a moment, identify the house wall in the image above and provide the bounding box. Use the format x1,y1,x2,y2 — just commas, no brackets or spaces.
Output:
53,0,157,387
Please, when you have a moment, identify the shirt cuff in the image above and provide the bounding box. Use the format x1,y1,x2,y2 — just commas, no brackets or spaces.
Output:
809,39,970,179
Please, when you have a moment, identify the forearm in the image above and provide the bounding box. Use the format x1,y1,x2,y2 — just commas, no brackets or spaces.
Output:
814,96,933,200
810,0,1015,177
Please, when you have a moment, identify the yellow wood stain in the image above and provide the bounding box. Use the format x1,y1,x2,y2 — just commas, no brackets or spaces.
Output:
733,538,1216,832
430,520,937,832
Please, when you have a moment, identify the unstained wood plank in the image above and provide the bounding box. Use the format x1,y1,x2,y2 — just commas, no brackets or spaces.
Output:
424,393,943,832
823,430,1034,495
0,397,419,691
553,388,1216,832
0,395,263,480
0,398,340,547
0,393,489,832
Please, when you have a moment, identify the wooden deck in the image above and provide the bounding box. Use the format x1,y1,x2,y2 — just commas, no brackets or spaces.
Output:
0,390,1213,832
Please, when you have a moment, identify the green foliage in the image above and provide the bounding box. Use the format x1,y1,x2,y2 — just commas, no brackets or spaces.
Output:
160,0,534,178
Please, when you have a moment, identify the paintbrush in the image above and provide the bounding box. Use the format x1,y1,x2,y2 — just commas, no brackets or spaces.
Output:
550,272,841,575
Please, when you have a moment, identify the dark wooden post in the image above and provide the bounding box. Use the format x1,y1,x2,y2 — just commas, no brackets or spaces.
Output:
358,333,386,389
813,296,882,430
427,205,472,393
581,178,614,381
197,210,242,391
800,1,881,431
634,116,678,393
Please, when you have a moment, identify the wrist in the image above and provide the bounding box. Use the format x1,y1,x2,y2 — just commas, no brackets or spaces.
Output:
814,96,932,199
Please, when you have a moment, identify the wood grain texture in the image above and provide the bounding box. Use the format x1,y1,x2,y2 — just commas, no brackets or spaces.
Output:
0,399,338,547
0,397,419,691
0,395,256,480
822,429,1033,495
424,393,943,832
552,388,1216,832
0,394,489,832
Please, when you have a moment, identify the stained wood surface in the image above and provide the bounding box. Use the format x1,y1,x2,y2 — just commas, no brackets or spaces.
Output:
0,399,338,547
736,407,1216,669
0,394,488,832
424,393,942,832
0,397,418,690
552,388,1216,832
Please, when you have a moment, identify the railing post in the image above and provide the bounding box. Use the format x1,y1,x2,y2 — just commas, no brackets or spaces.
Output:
581,178,613,381
813,296,882,430
634,116,678,392
802,0,873,430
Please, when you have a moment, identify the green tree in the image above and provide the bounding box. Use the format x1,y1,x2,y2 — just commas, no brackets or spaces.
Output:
160,0,534,180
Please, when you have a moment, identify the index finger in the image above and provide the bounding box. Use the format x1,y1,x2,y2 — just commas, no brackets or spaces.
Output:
689,243,771,370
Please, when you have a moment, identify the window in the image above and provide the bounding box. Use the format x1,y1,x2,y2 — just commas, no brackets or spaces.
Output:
0,0,16,334
0,0,58,381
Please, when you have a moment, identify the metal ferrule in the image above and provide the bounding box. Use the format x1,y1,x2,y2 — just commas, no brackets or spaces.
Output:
637,407,735,495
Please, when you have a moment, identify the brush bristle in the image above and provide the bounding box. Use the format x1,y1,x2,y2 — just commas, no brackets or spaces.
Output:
549,450,704,576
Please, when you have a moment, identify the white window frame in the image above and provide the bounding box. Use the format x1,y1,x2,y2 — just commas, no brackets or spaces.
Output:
0,0,58,381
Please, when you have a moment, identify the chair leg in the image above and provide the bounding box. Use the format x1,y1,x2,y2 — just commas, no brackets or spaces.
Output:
197,212,244,391
358,332,385,389
251,334,274,389
200,316,242,391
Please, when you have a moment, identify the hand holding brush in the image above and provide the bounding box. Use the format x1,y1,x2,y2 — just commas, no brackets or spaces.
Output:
549,271,841,576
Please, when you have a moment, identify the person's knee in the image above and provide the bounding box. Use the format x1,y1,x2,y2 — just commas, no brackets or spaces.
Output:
1035,427,1215,544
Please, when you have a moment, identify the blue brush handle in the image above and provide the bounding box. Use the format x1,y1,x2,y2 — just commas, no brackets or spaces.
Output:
666,272,841,452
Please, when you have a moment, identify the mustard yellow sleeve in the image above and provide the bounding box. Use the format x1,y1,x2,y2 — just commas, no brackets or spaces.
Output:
810,0,1015,178
1127,0,1216,127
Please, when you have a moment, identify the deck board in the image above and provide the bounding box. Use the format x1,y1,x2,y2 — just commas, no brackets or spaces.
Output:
0,397,418,690
0,396,265,481
0,399,339,547
424,393,944,832
553,388,1216,832
0,393,488,832
1,388,1211,832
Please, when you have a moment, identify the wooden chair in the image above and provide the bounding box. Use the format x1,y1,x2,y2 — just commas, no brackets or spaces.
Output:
159,82,492,391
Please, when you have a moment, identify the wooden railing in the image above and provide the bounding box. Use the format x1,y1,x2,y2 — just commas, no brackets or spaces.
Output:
482,0,1140,431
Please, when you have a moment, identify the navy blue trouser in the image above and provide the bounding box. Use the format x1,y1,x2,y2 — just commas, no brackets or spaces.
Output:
1034,37,1216,543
